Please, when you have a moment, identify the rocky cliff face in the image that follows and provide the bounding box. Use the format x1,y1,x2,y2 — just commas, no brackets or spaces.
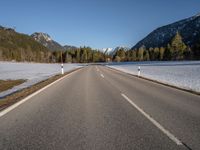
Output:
31,32,64,51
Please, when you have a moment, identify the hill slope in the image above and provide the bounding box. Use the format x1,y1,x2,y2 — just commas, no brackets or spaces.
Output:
31,32,77,51
0,26,51,62
31,32,64,51
132,14,200,49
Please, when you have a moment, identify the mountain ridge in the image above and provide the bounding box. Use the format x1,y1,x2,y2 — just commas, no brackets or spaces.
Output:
0,26,50,62
132,14,200,49
31,32,77,51
31,32,64,51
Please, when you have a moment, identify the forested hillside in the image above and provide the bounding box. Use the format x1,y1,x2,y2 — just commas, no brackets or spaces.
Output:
112,14,200,62
0,26,106,63
112,32,200,62
0,27,51,62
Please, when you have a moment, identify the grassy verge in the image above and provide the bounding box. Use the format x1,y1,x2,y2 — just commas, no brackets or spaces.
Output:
0,68,81,110
0,79,26,92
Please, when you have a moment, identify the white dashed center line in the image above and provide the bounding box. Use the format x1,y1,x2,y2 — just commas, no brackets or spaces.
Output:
121,93,183,146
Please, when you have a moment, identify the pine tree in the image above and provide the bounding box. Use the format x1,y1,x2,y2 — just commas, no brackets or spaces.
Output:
149,47,154,60
143,50,150,61
159,47,165,60
126,50,131,61
192,38,200,60
75,49,80,63
153,47,160,60
171,32,186,60
117,48,126,61
132,50,137,61
183,46,192,60
113,48,126,62
138,46,145,61
65,51,72,63
163,44,172,60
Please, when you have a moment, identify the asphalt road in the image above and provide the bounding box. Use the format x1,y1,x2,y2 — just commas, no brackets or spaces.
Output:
0,65,200,150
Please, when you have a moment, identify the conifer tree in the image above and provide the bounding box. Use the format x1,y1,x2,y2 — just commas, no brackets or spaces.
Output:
171,32,186,60
192,38,200,60
138,46,145,61
143,50,150,61
159,47,165,60
149,47,154,60
163,44,172,60
183,46,192,60
153,47,160,60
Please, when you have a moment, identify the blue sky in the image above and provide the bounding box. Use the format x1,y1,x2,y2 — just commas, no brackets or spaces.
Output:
0,0,200,49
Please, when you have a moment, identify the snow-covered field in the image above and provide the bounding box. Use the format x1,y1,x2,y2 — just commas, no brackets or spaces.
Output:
107,61,200,93
0,62,82,98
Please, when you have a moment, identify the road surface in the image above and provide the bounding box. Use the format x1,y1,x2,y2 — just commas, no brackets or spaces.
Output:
0,65,200,150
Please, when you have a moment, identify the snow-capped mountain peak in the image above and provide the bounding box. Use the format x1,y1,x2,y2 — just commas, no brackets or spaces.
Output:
31,32,52,42
31,32,77,51
31,32,64,51
102,48,113,54
195,12,200,17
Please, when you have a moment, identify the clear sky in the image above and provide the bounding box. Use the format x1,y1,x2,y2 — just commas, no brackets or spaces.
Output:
0,0,200,49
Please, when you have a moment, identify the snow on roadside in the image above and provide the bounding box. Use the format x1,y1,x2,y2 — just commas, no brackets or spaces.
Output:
0,62,83,98
107,61,200,93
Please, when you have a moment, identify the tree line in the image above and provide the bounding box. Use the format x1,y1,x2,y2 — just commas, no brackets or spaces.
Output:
0,46,107,63
1,28,199,63
113,32,200,62
0,28,107,63
51,46,107,63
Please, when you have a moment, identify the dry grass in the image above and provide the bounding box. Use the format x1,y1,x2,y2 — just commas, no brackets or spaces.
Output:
0,79,26,92
0,68,80,110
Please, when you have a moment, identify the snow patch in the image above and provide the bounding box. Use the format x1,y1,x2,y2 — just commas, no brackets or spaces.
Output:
0,62,82,98
107,61,200,93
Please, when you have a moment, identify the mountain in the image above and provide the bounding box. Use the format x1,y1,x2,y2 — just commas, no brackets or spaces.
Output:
0,26,50,62
63,45,77,51
31,32,64,51
102,48,113,54
31,32,78,51
132,13,200,49
110,46,129,56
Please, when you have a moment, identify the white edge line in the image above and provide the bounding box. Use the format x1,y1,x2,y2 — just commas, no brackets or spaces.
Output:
121,93,183,146
0,68,82,117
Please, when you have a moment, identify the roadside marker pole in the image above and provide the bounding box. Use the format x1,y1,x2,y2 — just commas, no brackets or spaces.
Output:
61,63,64,75
61,51,64,75
138,66,141,77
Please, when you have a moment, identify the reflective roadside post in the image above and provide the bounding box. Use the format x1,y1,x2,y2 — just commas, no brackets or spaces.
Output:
61,63,64,75
138,66,141,77
61,51,64,75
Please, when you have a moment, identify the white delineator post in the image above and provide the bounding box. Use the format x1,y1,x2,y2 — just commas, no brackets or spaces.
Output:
138,66,141,77
61,63,64,75
60,51,64,75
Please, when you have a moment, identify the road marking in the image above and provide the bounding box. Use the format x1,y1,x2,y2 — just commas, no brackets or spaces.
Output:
96,66,99,72
121,93,183,146
100,74,104,78
0,68,82,118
